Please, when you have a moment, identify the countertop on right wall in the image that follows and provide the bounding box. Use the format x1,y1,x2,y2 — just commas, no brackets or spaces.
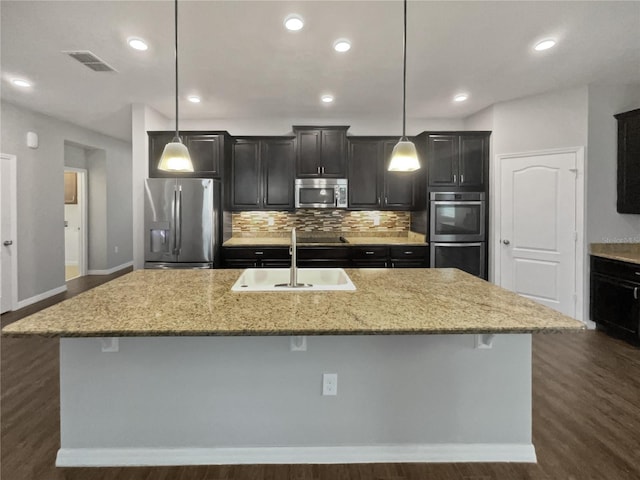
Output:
590,243,640,265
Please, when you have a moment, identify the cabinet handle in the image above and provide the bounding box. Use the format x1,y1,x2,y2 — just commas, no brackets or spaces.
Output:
404,251,414,255
635,272,640,276
377,196,381,205
255,251,264,255
321,166,325,175
635,287,638,300
460,174,464,183
453,174,457,183
365,251,375,255
385,196,388,204
317,166,321,174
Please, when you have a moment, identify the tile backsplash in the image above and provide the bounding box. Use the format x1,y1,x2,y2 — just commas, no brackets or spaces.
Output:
232,210,410,237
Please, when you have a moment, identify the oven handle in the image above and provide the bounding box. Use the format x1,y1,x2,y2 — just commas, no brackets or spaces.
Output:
432,201,483,206
432,242,483,247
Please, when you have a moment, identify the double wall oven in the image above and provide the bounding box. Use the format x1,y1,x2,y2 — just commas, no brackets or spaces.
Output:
429,192,486,279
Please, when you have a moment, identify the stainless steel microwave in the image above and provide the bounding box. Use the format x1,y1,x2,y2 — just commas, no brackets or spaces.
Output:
295,178,348,209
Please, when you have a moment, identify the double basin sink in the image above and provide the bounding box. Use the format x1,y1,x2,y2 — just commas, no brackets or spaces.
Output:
231,268,356,292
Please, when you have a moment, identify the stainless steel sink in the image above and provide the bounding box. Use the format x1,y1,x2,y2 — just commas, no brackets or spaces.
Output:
231,268,356,292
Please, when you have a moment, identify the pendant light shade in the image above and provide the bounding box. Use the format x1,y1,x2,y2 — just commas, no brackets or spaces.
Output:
158,138,193,172
158,0,194,173
388,0,420,172
388,137,420,171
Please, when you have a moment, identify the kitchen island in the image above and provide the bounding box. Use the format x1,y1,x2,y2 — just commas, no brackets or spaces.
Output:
3,268,583,467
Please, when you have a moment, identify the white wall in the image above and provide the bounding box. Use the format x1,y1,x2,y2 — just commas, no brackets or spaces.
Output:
586,84,640,244
0,101,132,303
180,116,464,137
131,104,170,270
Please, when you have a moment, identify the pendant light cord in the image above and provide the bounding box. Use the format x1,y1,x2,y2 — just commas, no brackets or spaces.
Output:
174,0,179,140
402,0,407,138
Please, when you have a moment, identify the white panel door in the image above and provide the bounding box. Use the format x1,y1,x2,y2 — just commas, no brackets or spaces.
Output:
1,155,17,314
500,152,577,317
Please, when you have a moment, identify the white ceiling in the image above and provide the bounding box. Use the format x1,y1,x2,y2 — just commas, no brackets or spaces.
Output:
1,1,639,142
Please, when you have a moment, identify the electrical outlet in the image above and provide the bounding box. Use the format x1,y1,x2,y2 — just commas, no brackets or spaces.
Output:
114,246,119,253
267,217,275,226
322,373,338,396
373,215,380,226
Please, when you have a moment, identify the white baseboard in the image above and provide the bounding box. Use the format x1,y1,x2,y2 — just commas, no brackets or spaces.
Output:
56,444,537,467
88,261,133,276
16,285,67,310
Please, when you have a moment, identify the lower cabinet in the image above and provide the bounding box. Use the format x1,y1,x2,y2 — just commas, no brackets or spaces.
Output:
298,247,351,268
222,245,429,269
222,247,290,268
590,256,640,341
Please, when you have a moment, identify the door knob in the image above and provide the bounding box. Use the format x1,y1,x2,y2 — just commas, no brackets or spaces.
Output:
502,239,510,245
3,240,13,246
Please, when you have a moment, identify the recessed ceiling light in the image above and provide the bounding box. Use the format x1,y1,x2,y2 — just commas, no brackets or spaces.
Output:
453,93,469,102
11,78,32,88
284,15,304,31
534,39,556,51
127,37,149,51
333,39,351,53
321,95,334,103
187,95,201,103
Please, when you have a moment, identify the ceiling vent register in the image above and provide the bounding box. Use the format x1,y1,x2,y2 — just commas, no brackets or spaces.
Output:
63,50,117,72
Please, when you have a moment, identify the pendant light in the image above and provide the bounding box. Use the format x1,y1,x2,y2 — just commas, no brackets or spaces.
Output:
158,0,194,172
388,0,420,172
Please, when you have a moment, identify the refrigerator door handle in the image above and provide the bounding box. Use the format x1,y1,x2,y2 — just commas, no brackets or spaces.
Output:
176,186,183,254
172,188,179,254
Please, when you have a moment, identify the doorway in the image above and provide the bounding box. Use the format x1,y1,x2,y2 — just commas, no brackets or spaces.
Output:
493,147,585,321
1,153,18,314
64,168,88,281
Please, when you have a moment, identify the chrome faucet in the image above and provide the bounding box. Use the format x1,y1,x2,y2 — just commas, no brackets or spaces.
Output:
289,227,298,287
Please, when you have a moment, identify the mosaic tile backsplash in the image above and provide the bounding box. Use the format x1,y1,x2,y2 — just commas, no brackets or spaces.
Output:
232,210,411,237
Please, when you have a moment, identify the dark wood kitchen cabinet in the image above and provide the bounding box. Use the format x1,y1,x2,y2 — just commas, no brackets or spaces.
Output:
389,245,429,268
590,255,640,342
347,137,414,210
297,246,351,268
614,109,640,214
148,131,229,179
427,133,489,189
231,137,295,210
348,139,383,209
294,126,348,178
222,246,290,268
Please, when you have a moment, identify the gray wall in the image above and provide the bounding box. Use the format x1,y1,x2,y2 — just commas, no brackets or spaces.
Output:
1,101,132,302
586,84,640,244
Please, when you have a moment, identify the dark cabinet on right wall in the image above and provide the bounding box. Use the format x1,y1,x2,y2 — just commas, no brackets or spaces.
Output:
614,108,640,214
427,133,490,189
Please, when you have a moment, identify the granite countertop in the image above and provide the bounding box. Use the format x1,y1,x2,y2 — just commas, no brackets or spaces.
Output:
590,243,640,266
223,237,427,246
2,268,584,338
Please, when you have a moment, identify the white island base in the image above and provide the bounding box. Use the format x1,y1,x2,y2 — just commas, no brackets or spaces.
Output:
56,334,535,467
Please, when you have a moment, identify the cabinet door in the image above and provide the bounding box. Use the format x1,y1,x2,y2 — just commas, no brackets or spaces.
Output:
296,130,321,177
459,135,486,188
320,129,347,177
148,132,176,178
348,140,382,208
231,140,261,209
382,140,414,209
591,274,640,334
616,110,640,213
263,139,295,209
185,134,221,177
428,135,458,186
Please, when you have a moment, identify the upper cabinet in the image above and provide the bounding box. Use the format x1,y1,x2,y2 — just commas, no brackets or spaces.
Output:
427,133,490,189
615,108,640,214
294,126,348,178
231,137,295,211
347,137,414,210
148,131,230,178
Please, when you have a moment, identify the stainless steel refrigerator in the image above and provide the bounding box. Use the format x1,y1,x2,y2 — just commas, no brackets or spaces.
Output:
144,178,220,269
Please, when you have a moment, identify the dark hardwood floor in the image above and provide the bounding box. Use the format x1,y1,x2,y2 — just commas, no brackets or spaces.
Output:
1,271,639,480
